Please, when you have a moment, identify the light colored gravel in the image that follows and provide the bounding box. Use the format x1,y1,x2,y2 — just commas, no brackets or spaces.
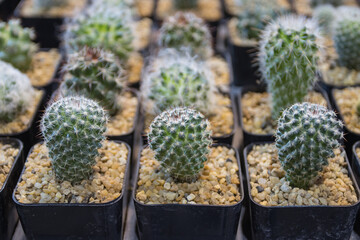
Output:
0,143,19,189
20,0,87,17
127,52,144,84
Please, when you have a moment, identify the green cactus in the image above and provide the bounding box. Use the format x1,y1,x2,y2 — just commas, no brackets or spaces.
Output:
41,96,108,183
313,4,335,36
259,15,322,119
0,19,38,72
310,0,343,7
332,6,360,71
60,47,126,116
148,107,212,182
159,12,213,59
33,0,68,9
64,6,134,61
0,61,36,123
276,102,343,189
174,0,197,9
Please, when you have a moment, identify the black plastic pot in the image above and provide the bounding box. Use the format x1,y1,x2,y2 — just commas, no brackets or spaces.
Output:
133,143,244,240
13,140,131,240
244,142,360,240
0,138,24,240
352,141,360,234
0,0,20,20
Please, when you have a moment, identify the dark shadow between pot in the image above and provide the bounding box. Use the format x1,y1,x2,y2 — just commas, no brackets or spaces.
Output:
133,143,244,240
244,142,360,240
12,140,131,240
351,141,360,235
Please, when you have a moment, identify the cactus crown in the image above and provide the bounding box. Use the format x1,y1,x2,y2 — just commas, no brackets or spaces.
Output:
41,96,108,183
33,0,68,9
159,12,213,59
310,0,343,7
174,0,197,9
141,49,216,116
64,6,134,61
0,61,35,123
313,4,336,36
0,19,38,72
148,107,212,182
259,15,323,119
275,103,343,189
332,6,360,71
60,47,126,116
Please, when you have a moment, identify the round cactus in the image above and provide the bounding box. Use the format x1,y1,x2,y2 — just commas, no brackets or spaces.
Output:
148,107,212,182
332,6,360,71
313,4,336,36
174,0,197,9
0,19,38,72
275,102,343,189
60,47,126,116
33,0,68,9
41,96,108,183
310,0,343,7
0,61,35,123
159,12,213,59
64,6,134,61
259,15,323,119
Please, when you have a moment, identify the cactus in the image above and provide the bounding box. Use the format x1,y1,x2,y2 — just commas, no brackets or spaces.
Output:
159,12,213,59
356,100,360,117
313,4,336,35
148,107,212,182
141,49,215,115
310,0,343,7
60,47,126,116
41,96,108,183
0,61,35,123
259,15,323,119
174,0,197,9
33,0,68,9
332,6,360,71
275,102,343,189
64,6,134,61
0,19,38,72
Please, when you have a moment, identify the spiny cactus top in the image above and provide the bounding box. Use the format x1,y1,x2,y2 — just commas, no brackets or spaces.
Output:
148,107,212,182
332,6,360,71
41,96,108,183
33,0,68,9
0,61,35,123
159,12,213,59
275,102,343,189
259,15,323,119
141,49,215,115
313,4,336,35
64,6,134,61
0,19,38,72
60,47,126,116
310,0,343,7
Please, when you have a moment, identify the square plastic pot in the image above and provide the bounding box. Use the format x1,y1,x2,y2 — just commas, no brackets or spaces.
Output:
0,0,20,20
13,140,131,240
351,141,360,234
0,138,24,240
244,142,360,240
133,143,244,240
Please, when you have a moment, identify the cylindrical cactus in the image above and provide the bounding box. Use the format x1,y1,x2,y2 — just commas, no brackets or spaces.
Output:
33,0,68,9
0,19,38,72
332,6,360,71
310,0,343,7
259,15,323,119
313,4,336,36
148,107,212,182
159,12,213,59
41,96,108,183
275,102,343,189
0,61,35,123
60,47,126,116
174,0,197,9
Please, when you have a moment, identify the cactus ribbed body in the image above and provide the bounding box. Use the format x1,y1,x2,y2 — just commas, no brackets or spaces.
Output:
0,20,38,72
148,107,212,182
41,96,108,183
275,103,343,189
61,47,125,116
0,61,35,123
259,15,322,119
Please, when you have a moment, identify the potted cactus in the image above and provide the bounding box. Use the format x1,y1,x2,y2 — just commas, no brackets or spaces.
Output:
0,61,44,152
13,96,131,239
223,0,290,17
239,15,331,147
141,49,236,144
244,102,360,239
293,0,358,16
133,107,243,240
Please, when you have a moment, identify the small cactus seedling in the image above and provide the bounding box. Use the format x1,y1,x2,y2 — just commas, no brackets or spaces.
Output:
276,102,343,189
148,107,212,182
33,0,68,9
332,6,360,71
159,12,213,59
174,0,197,9
0,19,38,72
0,61,35,123
310,0,343,7
259,15,323,119
60,47,126,116
313,4,336,35
41,96,108,183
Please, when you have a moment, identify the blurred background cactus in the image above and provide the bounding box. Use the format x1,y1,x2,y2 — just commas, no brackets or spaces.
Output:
0,19,38,72
313,4,336,36
148,107,212,182
173,0,197,9
0,61,36,123
41,96,108,183
310,0,343,7
33,0,68,9
275,102,343,189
